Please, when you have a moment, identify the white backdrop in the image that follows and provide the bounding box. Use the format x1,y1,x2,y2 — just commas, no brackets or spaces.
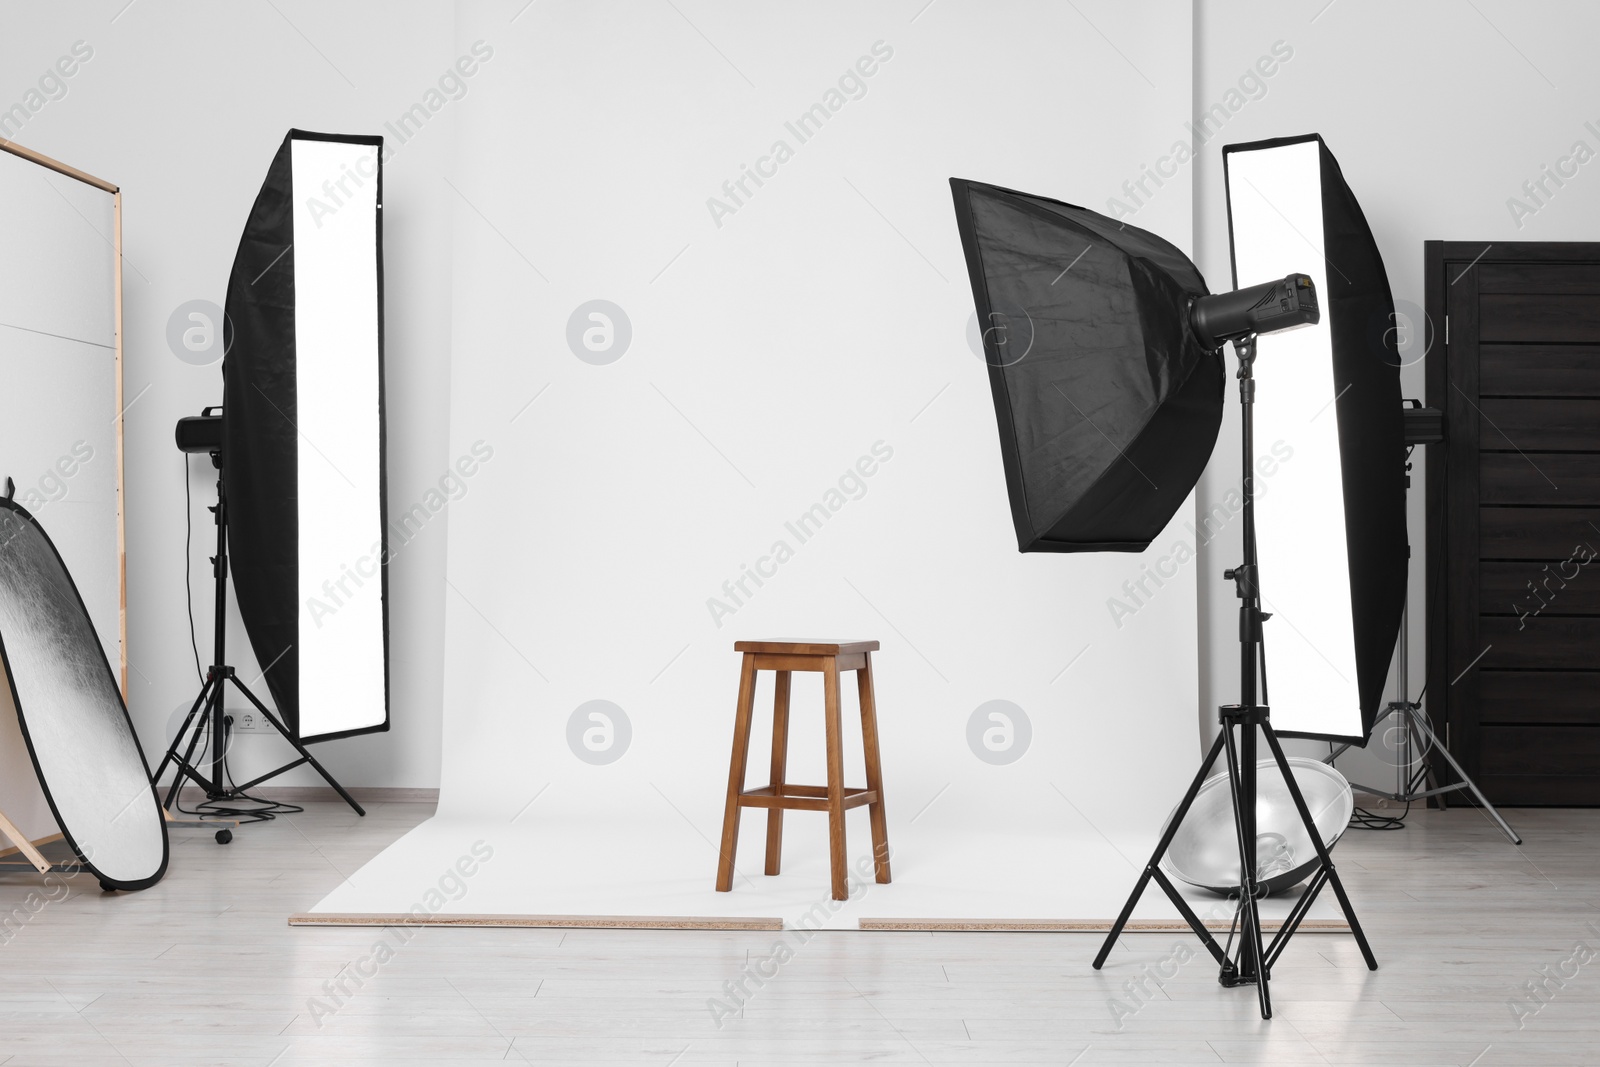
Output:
315,0,1224,924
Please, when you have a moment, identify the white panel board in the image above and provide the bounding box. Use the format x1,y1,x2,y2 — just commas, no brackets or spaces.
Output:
0,146,120,845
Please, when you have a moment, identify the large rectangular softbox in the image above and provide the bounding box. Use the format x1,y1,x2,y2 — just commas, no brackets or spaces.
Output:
223,130,388,742
1223,134,1406,743
950,179,1225,553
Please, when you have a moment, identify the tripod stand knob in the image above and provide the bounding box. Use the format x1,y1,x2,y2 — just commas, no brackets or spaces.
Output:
1224,565,1256,598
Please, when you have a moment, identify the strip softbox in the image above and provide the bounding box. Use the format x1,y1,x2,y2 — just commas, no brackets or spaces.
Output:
223,130,389,742
1223,134,1406,743
950,179,1225,553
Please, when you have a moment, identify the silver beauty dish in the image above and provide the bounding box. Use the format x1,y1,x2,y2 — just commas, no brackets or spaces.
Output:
1162,757,1354,896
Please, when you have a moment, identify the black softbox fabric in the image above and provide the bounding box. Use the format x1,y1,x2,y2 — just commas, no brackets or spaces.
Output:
950,179,1225,553
223,134,300,732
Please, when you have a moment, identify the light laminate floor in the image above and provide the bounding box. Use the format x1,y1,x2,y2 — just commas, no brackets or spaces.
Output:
0,800,1595,1065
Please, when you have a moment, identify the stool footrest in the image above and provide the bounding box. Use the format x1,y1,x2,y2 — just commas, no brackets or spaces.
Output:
738,785,876,812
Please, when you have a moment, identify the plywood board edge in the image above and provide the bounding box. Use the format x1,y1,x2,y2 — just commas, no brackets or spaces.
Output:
857,918,1352,932
288,913,1350,933
288,913,785,931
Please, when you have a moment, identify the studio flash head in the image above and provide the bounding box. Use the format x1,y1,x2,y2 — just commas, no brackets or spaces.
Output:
174,405,223,456
1190,273,1319,349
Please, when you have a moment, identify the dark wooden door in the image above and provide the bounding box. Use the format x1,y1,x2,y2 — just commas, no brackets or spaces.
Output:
1427,242,1600,805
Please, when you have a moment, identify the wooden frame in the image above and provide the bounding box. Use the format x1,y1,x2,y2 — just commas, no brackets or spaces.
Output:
116,187,126,698
0,137,117,194
0,139,125,864
0,139,124,697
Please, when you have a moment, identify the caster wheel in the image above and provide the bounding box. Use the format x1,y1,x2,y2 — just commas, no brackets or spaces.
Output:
215,828,233,844
99,879,116,892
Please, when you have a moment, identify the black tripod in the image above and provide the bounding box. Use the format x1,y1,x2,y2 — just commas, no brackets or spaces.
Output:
155,454,365,836
1092,336,1376,1019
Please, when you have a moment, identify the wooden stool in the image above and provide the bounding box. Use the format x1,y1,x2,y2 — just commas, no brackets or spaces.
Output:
715,640,891,901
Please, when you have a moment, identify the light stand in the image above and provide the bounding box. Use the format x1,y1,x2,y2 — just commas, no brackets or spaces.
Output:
1093,335,1377,1020
154,443,365,835
1324,419,1521,844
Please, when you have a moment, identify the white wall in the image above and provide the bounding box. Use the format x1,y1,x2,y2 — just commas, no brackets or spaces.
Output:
0,2,460,790
9,1,1598,801
1192,0,1600,781
435,0,1203,838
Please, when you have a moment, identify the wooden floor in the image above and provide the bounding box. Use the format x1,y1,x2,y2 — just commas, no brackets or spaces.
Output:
1,800,1596,1065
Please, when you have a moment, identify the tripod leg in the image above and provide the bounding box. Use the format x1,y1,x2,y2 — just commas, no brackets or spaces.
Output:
1407,707,1521,845
1262,726,1378,971
229,677,366,816
1093,731,1229,969
154,677,213,787
163,721,205,811
1265,867,1328,970
1323,868,1378,971
161,678,217,810
1427,710,1452,809
1221,722,1270,1018
1150,868,1229,968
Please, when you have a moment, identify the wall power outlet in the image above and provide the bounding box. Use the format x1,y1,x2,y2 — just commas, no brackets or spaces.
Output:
228,709,265,733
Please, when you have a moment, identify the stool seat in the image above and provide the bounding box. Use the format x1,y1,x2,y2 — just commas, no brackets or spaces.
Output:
716,639,891,901
734,639,880,656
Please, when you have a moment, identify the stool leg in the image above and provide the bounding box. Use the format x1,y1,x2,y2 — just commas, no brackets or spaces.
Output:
823,657,849,901
764,670,792,876
857,653,891,884
716,653,759,893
